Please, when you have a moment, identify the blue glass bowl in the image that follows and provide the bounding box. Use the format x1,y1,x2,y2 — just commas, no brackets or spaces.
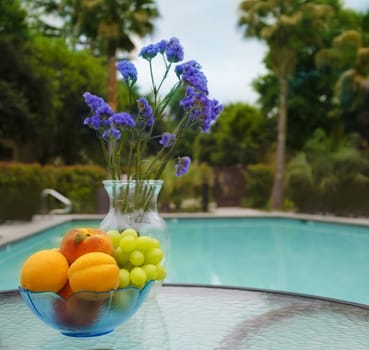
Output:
18,280,154,337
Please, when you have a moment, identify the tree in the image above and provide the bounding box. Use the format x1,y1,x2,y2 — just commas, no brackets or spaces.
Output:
195,103,274,166
253,4,363,151
0,0,37,156
0,34,108,163
238,0,333,209
28,0,159,111
25,36,108,163
317,30,369,145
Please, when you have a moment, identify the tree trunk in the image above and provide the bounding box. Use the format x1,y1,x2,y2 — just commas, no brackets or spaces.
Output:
107,42,117,178
270,77,288,210
107,42,117,112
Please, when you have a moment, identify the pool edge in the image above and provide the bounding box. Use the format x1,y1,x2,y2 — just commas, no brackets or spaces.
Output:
3,211,369,247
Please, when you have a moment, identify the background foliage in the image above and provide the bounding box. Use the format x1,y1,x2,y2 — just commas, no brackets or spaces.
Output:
0,163,107,221
1,0,369,217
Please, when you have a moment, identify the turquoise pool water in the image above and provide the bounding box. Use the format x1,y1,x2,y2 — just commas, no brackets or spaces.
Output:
2,217,369,305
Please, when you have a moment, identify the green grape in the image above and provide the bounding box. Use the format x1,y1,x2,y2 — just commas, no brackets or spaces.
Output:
142,264,158,280
124,261,134,271
156,265,167,280
118,268,130,288
145,248,163,265
130,267,147,288
136,236,155,250
107,230,121,248
151,238,161,248
129,250,145,266
121,228,138,239
119,235,137,252
113,291,135,310
113,247,130,267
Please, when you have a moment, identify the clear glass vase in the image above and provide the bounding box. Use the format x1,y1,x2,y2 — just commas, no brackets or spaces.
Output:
100,180,169,290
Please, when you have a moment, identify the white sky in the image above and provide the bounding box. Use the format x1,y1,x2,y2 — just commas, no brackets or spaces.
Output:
130,0,369,106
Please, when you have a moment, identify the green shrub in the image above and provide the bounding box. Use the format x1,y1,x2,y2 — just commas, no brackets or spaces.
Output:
284,153,318,213
0,163,107,221
285,145,369,216
0,163,44,221
243,164,273,209
42,165,107,213
319,149,369,216
160,161,214,211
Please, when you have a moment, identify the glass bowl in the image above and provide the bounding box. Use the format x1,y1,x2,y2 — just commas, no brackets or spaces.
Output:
18,280,154,337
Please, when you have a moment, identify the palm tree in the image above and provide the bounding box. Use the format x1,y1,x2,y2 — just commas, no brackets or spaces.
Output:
31,0,159,111
238,0,333,209
317,30,369,143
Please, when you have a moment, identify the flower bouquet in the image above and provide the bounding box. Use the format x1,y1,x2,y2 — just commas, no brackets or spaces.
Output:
83,36,223,182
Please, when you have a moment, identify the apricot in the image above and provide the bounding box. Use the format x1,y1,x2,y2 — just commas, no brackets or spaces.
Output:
68,252,119,293
20,249,69,292
60,227,114,264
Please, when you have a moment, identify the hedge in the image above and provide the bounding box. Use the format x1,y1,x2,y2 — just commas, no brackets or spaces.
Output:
285,150,369,217
0,162,107,221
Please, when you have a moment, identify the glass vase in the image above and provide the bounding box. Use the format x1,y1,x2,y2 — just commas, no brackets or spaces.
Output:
100,180,169,293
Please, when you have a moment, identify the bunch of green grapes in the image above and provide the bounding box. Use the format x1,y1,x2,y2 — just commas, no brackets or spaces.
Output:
107,228,166,289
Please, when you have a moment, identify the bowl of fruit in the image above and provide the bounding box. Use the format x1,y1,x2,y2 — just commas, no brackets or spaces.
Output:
19,227,166,337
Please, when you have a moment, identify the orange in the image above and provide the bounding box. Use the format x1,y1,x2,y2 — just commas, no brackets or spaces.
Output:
20,249,69,292
68,252,119,293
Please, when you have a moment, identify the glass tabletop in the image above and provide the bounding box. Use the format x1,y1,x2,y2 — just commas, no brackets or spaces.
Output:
1,284,369,349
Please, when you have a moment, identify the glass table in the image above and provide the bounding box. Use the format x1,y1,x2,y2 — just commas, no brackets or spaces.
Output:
1,284,369,349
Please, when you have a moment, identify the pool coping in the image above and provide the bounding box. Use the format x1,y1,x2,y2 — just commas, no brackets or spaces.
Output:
2,209,369,247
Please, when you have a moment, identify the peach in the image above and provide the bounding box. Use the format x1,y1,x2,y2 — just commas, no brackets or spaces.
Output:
68,252,119,293
60,227,114,264
58,281,74,300
20,249,69,292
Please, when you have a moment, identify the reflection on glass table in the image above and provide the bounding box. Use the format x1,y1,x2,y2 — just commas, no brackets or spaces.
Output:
2,284,369,349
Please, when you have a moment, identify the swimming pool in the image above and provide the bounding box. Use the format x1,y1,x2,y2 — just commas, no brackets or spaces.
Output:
2,217,369,305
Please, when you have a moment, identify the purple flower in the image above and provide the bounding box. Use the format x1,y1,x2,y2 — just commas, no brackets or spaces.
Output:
110,112,135,128
137,97,154,126
180,87,223,132
175,156,191,176
175,60,208,94
159,132,176,148
83,101,114,130
155,40,168,53
83,92,105,111
139,43,159,60
83,115,104,129
96,102,114,117
117,60,137,83
103,127,121,140
103,113,135,140
165,37,184,63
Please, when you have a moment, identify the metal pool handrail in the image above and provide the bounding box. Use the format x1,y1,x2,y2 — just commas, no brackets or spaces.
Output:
40,188,72,214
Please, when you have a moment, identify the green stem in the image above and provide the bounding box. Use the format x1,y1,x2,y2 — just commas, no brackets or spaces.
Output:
126,137,134,181
144,113,190,179
100,138,113,179
156,61,172,93
156,81,183,121
135,140,141,180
